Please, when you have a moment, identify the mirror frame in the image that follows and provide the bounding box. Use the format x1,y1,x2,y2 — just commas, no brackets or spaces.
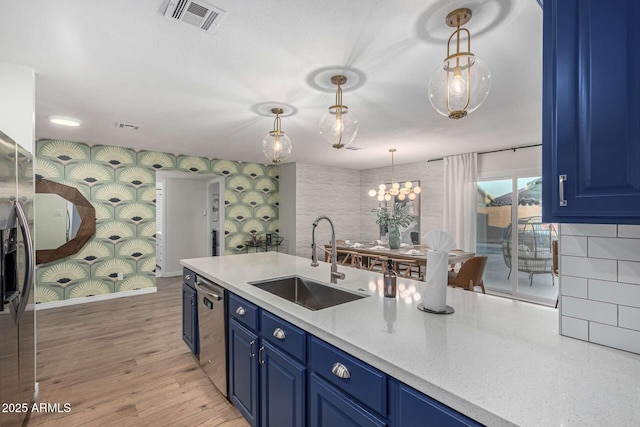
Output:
35,178,96,265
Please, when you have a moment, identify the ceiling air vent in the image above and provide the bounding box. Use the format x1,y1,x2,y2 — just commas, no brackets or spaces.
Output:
163,0,227,32
115,122,141,131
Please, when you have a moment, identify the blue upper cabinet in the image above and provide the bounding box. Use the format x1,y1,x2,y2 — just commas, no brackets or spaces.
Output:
542,0,640,224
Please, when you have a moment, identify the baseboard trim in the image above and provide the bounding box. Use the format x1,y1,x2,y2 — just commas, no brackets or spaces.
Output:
36,287,157,310
163,270,182,277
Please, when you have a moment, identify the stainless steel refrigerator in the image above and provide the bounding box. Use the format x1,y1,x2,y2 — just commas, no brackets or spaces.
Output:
0,130,35,426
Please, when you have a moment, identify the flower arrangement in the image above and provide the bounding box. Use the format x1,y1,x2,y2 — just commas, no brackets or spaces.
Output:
372,202,414,229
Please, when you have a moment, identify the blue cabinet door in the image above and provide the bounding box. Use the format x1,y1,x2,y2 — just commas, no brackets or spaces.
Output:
388,379,482,427
542,0,640,223
260,341,306,427
182,282,197,355
309,374,387,427
229,319,259,427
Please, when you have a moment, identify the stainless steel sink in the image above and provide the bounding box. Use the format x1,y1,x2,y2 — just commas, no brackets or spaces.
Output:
249,276,367,311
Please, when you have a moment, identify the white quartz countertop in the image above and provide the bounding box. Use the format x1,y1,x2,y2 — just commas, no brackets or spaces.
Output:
181,252,640,427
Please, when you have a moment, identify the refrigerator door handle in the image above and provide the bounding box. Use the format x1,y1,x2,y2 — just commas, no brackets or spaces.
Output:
14,201,33,324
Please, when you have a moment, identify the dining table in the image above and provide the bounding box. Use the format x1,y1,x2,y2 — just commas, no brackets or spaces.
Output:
324,242,475,273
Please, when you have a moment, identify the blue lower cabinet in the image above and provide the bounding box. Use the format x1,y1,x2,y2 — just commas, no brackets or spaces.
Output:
260,341,306,427
388,379,483,427
229,319,259,427
309,373,388,427
182,282,198,356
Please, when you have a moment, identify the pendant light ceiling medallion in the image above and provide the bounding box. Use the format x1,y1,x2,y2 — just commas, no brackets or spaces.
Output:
262,107,292,164
318,75,358,149
368,149,421,201
428,8,491,119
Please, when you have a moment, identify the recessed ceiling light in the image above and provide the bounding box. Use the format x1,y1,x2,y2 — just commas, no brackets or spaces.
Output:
49,116,81,127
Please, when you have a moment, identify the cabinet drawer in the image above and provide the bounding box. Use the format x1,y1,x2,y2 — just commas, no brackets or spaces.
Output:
309,337,387,416
229,293,259,332
260,310,306,363
183,268,196,288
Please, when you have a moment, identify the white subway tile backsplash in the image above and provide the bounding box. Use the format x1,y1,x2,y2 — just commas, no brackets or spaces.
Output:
589,322,640,354
560,236,588,257
561,316,588,340
619,306,640,332
560,256,617,281
562,224,617,237
560,276,588,298
618,261,640,285
561,296,618,326
588,237,640,262
618,225,640,238
588,280,640,308
560,224,640,354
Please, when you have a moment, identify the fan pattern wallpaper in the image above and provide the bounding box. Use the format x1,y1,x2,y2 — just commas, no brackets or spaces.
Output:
35,139,279,303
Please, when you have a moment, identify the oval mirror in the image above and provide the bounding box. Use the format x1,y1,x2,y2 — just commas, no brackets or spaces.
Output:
35,179,95,264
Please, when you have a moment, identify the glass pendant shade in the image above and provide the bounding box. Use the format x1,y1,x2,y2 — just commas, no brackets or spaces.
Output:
262,131,292,164
319,109,358,148
262,108,292,164
428,8,491,119
319,75,358,149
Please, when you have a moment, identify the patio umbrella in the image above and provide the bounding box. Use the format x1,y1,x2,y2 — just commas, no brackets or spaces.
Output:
489,178,542,206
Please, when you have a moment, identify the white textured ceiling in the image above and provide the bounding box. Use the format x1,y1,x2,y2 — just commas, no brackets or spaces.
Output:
0,0,542,170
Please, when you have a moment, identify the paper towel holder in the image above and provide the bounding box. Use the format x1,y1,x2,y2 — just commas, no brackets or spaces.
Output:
417,303,454,315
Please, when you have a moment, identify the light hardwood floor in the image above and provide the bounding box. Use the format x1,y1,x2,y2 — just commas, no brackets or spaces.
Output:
28,277,248,427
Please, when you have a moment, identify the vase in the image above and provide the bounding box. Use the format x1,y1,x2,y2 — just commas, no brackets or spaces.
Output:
388,224,401,249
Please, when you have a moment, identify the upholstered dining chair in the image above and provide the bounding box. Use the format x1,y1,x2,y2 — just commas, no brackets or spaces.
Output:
447,256,488,293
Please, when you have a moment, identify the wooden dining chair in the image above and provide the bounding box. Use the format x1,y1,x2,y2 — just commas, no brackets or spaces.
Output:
391,258,421,279
338,250,362,269
447,256,488,293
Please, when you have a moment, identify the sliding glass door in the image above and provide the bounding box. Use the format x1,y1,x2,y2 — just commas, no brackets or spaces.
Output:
476,176,557,305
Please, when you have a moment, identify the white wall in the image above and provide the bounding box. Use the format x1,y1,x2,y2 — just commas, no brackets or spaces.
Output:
294,163,361,259
478,145,542,178
0,61,35,153
163,177,208,276
278,163,296,255
360,160,444,243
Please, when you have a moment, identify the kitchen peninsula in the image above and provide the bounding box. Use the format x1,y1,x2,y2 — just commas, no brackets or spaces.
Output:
182,252,640,426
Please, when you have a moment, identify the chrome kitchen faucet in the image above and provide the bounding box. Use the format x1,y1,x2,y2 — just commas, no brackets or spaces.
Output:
311,215,345,284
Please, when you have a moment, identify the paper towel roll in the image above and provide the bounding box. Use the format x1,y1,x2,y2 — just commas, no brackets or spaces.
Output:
422,250,449,312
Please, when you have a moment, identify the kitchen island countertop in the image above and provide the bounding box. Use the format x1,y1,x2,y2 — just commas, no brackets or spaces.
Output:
182,252,640,427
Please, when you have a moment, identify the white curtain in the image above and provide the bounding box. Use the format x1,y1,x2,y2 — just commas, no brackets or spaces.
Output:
443,152,477,252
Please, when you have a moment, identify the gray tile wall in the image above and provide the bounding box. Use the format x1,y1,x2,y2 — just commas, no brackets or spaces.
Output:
294,163,361,258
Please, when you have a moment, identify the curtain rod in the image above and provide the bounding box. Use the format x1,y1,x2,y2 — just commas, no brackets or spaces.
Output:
427,143,542,162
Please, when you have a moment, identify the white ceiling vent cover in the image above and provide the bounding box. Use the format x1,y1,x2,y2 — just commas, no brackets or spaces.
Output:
163,0,227,32
115,122,141,131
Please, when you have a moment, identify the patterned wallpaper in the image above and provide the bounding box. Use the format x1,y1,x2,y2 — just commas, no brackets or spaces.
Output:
34,139,279,303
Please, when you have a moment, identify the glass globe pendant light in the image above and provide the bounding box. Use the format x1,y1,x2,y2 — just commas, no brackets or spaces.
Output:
368,149,421,201
428,8,491,119
319,75,358,149
262,107,292,164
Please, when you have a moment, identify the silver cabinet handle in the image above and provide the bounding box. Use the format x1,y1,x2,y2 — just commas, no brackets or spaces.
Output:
249,340,255,358
185,274,191,281
331,362,350,379
559,174,567,206
259,346,265,365
236,306,246,316
273,328,286,340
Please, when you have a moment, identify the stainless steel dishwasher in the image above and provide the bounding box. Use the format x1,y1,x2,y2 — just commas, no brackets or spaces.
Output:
195,277,227,396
